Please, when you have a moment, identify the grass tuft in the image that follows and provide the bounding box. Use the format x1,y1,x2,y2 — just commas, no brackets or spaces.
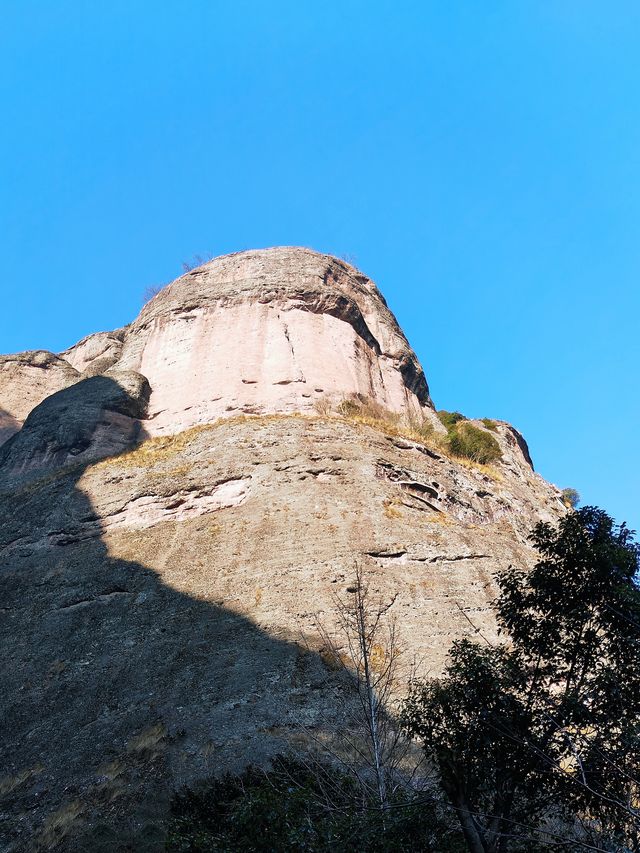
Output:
437,410,467,430
435,410,503,467
90,402,502,479
480,417,498,432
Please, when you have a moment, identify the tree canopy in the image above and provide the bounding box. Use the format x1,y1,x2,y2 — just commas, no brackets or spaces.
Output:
403,507,640,852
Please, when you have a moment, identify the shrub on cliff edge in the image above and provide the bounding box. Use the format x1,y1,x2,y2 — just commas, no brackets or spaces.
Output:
446,421,501,465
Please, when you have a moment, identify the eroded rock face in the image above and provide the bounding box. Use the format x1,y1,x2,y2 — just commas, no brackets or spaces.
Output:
2,249,438,455
0,248,565,851
60,329,126,377
0,416,564,851
0,371,149,479
0,351,80,445
116,247,436,435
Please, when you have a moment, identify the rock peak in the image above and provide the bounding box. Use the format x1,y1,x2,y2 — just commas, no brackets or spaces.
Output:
1,248,437,468
0,248,566,849
115,246,434,435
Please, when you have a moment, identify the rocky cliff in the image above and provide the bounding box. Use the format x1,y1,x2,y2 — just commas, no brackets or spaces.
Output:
0,248,564,851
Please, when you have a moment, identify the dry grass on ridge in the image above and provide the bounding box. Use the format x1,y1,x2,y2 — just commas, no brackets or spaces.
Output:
90,399,502,481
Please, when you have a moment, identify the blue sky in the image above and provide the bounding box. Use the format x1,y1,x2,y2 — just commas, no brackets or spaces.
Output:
1,1,638,529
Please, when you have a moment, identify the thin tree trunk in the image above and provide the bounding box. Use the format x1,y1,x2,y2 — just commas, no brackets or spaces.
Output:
355,582,387,811
440,777,489,853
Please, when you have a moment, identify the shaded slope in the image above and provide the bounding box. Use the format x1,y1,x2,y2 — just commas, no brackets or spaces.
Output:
1,399,563,850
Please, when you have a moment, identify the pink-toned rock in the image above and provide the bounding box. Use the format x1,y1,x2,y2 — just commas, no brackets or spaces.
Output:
0,247,568,850
117,248,437,435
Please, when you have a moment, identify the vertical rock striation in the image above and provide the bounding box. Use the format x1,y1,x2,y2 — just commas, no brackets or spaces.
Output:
115,247,437,435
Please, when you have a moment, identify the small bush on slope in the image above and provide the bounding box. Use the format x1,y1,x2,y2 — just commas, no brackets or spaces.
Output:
446,421,502,465
437,411,502,465
336,397,502,468
437,410,467,430
480,417,498,432
561,487,580,509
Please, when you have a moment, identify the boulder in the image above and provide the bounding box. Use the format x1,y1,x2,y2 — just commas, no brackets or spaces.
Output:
0,371,149,480
0,351,80,445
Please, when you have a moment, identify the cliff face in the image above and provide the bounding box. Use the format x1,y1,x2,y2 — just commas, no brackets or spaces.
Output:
118,248,436,435
0,248,564,851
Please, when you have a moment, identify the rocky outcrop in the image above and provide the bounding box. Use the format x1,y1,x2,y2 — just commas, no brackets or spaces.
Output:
0,415,563,851
115,248,437,435
2,249,438,456
0,248,565,851
0,371,149,479
0,351,80,445
60,329,126,377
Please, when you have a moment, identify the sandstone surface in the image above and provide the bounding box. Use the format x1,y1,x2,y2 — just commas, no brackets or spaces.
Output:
0,248,565,851
0,371,149,479
0,352,80,445
60,330,126,377
115,247,437,435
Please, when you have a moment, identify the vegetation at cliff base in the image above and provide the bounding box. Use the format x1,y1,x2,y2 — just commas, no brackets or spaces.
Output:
402,506,640,852
165,758,462,852
167,507,639,852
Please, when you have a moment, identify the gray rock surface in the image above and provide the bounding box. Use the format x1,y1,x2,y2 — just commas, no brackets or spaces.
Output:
0,248,565,851
0,351,80,445
60,330,126,377
0,415,563,851
0,371,149,480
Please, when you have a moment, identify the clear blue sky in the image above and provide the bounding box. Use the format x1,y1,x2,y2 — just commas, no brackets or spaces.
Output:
1,2,638,530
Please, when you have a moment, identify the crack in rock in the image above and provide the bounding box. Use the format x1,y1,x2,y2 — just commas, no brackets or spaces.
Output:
57,589,130,612
414,553,492,564
6,478,252,552
376,461,439,499
366,548,407,559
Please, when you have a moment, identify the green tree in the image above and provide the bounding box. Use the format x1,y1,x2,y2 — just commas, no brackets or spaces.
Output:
402,507,640,852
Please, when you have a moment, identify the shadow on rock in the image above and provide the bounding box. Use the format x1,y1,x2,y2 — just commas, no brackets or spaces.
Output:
0,406,21,448
0,377,338,852
0,372,150,480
